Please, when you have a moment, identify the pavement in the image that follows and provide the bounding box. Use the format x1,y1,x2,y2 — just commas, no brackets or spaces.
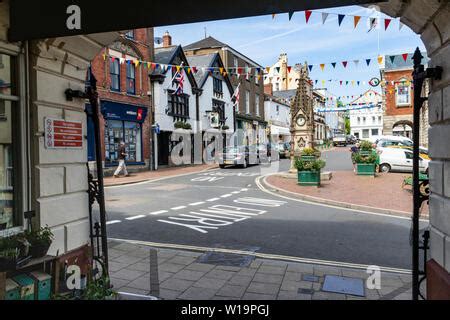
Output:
108,240,414,300
264,171,429,217
104,163,219,187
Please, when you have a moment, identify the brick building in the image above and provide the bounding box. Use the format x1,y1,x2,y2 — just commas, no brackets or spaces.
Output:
380,52,429,146
89,29,154,174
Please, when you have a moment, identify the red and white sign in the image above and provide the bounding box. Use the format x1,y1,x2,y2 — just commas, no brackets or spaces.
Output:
45,118,83,149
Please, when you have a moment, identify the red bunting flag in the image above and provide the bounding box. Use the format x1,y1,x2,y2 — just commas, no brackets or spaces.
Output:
287,66,292,73
384,19,392,30
402,53,409,62
305,10,312,23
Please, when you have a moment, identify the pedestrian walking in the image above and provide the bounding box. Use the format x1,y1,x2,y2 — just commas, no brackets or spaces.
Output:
350,143,360,173
267,142,272,163
114,141,129,178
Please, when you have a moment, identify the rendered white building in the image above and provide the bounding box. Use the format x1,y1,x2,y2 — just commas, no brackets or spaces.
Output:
349,89,383,141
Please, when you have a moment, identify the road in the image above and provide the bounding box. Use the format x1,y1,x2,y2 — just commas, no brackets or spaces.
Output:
103,149,426,270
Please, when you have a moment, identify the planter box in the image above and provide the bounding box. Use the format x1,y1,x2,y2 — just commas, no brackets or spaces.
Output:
359,151,372,156
357,163,376,176
298,171,321,187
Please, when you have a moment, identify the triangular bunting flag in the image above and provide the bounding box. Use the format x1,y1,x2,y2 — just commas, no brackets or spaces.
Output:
289,12,295,21
399,22,404,31
315,80,318,85
308,65,313,72
305,10,312,23
275,67,280,73
378,56,384,65
357,81,360,86
402,53,409,62
389,56,396,64
338,14,345,26
384,19,392,30
287,66,292,73
369,18,377,32
331,62,336,69
354,60,360,67
266,67,271,73
320,64,325,71
366,59,371,66
340,81,343,86
354,16,361,28
322,12,329,24
342,61,348,68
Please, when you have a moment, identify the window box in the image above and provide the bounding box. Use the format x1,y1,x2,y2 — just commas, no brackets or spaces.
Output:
357,163,376,176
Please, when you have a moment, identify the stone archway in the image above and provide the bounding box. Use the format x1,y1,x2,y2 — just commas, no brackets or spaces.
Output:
393,120,414,138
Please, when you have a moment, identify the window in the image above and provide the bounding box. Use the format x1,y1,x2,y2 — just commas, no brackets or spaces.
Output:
275,83,280,91
372,116,376,124
168,91,190,119
0,53,21,231
104,120,142,164
378,116,382,124
234,57,239,69
363,117,366,124
362,129,370,139
125,30,135,40
110,58,120,92
357,117,360,124
255,94,260,116
126,63,135,95
212,100,225,125
371,129,379,136
396,83,411,106
405,151,413,160
213,77,223,95
245,91,250,114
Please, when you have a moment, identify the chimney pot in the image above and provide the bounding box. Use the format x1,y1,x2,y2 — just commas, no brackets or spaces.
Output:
163,31,172,47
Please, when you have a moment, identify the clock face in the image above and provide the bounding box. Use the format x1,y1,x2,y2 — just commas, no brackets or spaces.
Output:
296,115,306,127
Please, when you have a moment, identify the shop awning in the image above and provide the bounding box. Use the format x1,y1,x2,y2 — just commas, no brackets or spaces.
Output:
9,0,383,41
271,125,291,136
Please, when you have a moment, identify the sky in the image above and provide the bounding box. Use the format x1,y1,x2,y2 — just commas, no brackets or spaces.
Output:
154,5,425,106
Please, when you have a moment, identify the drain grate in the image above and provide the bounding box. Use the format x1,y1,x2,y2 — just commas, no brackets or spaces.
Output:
303,275,320,283
196,252,255,267
298,288,314,295
322,275,365,297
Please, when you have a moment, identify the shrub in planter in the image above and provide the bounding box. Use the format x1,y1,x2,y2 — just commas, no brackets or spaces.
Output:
300,147,321,162
174,122,192,130
0,236,20,271
295,158,326,187
354,153,377,176
83,277,118,300
25,226,54,258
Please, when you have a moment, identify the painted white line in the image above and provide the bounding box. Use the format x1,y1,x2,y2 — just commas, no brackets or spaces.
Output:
221,194,232,198
231,191,241,194
110,238,412,275
125,215,145,221
241,188,249,192
106,220,121,225
149,210,168,216
207,198,220,202
171,206,187,211
189,202,206,206
255,175,429,223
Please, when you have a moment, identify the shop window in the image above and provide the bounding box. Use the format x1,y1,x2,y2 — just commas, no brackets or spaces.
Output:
104,120,142,164
396,83,411,106
126,63,136,95
110,58,120,92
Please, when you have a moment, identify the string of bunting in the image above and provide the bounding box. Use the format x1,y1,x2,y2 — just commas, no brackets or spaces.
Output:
273,9,405,32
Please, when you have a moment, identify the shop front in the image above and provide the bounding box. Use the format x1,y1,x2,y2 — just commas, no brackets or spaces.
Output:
99,101,149,171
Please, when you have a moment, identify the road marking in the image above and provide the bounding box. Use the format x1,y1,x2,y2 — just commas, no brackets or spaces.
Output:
171,206,187,211
241,188,248,192
189,202,206,206
110,238,412,275
149,210,168,216
231,191,240,194
126,215,145,221
207,198,220,202
221,194,232,198
106,220,121,225
255,175,429,223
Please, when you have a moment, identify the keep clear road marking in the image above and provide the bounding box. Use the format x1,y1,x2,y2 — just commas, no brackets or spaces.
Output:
106,220,121,225
158,197,287,234
126,215,146,221
149,210,168,216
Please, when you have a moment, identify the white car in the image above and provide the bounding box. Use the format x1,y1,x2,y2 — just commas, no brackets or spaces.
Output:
378,148,429,173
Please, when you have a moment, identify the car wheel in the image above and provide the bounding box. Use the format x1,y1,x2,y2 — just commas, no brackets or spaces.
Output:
380,163,391,173
219,164,226,169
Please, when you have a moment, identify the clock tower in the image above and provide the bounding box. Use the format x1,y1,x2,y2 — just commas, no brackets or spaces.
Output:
289,62,315,173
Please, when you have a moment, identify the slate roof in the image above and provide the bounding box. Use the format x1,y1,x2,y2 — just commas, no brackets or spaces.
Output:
186,54,216,87
273,89,297,102
183,36,228,51
384,52,429,71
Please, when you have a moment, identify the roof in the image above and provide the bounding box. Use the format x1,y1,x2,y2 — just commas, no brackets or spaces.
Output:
186,54,216,86
272,89,297,101
153,46,179,71
184,36,263,68
183,36,227,51
384,52,429,71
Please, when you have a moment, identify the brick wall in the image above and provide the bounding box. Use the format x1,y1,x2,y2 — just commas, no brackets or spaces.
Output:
383,69,414,116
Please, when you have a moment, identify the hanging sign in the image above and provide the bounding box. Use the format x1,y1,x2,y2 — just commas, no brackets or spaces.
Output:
369,77,381,87
44,118,83,149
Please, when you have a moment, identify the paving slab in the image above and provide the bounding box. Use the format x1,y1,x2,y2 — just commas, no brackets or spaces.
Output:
277,290,312,300
216,285,247,299
257,266,287,275
159,263,186,273
193,277,228,290
173,270,207,281
118,287,150,296
228,275,253,286
185,263,216,272
128,261,151,272
178,287,218,300
160,278,195,292
110,269,147,282
247,282,281,295
205,269,237,281
242,293,276,300
158,289,183,300
253,273,284,284
167,255,197,266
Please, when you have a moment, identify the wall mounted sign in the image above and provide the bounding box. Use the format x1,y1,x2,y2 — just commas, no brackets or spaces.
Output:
44,118,83,149
8,0,383,41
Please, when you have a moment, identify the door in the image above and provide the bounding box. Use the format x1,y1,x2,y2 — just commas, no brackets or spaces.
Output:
158,132,171,166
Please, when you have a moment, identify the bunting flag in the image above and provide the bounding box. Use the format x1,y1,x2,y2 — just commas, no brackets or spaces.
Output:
288,12,295,21
402,53,409,62
399,22,404,30
384,19,392,30
322,12,329,24
368,18,377,32
305,10,313,23
338,14,345,27
354,60,360,67
354,16,361,28
320,64,325,71
331,62,336,69
389,56,396,64
377,56,384,65
366,59,371,66
287,66,292,73
275,67,280,73
342,61,348,68
308,65,313,72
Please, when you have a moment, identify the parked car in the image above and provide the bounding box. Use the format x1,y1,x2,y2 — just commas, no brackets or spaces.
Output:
378,148,429,173
375,135,413,147
385,145,430,161
346,135,357,145
277,142,291,159
333,134,347,147
218,146,259,169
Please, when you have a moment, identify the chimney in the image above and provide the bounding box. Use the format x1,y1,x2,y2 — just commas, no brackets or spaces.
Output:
264,83,273,96
163,31,172,47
